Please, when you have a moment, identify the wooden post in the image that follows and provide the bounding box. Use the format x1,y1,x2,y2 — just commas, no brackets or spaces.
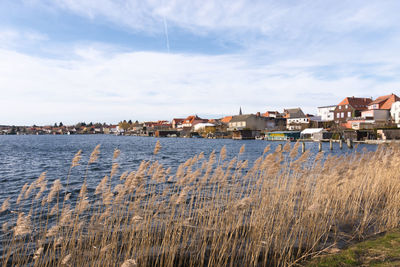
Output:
339,139,343,149
347,139,353,149
301,142,305,153
318,142,322,152
329,139,333,150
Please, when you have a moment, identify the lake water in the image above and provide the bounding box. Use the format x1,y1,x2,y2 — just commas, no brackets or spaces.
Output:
0,134,379,259
0,135,376,206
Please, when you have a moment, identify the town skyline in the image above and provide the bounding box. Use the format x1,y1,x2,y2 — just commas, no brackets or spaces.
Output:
1,91,400,126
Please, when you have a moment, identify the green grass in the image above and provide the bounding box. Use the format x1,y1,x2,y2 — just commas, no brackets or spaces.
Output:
305,229,400,267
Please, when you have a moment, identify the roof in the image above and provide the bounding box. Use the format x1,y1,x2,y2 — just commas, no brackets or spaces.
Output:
284,108,306,118
337,97,372,110
317,105,336,109
221,116,233,123
369,94,400,110
229,114,255,123
183,115,203,124
301,128,325,134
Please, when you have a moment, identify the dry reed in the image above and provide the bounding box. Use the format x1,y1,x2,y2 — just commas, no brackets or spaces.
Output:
1,143,400,267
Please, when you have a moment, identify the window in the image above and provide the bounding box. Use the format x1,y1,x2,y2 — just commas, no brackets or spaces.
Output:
339,106,341,109
345,105,348,109
348,112,351,117
337,113,340,118
341,112,344,118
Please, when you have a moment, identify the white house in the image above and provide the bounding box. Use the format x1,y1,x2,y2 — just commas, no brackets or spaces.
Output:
391,101,400,124
317,105,336,121
284,108,309,130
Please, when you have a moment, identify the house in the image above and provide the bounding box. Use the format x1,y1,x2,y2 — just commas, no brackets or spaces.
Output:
227,113,271,139
362,94,400,122
220,116,233,124
368,93,400,110
227,113,270,131
333,96,372,123
390,101,400,125
171,118,185,129
317,105,336,121
181,115,208,129
284,108,309,130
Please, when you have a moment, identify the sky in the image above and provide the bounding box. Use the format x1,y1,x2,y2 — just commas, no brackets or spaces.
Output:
1,0,400,125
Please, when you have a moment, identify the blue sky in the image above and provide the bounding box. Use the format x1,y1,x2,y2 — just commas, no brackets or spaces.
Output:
1,0,400,125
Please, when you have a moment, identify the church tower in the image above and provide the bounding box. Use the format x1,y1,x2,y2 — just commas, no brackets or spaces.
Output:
239,107,243,115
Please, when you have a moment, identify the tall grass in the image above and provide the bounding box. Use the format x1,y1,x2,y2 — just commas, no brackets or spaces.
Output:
1,142,400,266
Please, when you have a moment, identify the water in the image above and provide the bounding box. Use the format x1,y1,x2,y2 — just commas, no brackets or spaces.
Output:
0,135,377,260
0,135,376,204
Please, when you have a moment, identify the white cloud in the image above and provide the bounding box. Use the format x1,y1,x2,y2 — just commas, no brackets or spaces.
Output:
0,28,48,49
1,45,400,125
38,0,400,37
2,1,400,125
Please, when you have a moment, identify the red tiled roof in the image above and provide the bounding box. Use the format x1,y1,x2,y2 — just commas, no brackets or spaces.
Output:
221,116,232,123
369,94,400,110
183,115,203,124
337,97,372,110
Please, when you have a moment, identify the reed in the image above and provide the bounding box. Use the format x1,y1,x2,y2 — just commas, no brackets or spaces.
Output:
1,143,400,266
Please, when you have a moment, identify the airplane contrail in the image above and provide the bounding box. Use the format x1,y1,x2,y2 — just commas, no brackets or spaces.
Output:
163,16,170,53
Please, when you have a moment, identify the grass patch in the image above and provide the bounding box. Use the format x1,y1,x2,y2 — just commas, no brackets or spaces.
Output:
306,229,400,267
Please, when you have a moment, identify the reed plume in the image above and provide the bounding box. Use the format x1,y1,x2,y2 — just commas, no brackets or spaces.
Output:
153,140,162,155
113,148,121,160
88,144,101,164
13,212,31,236
72,149,82,167
0,197,10,213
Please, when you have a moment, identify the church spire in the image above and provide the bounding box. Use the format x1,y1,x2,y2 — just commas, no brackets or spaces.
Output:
239,107,243,115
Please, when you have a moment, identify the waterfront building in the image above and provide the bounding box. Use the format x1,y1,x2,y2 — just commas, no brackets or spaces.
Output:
333,96,372,123
283,108,309,130
390,101,400,125
362,94,400,122
227,113,270,131
317,105,336,121
171,118,185,129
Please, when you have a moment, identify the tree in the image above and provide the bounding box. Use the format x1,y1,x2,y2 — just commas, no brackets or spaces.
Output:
54,123,58,127
118,121,131,132
59,122,63,127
